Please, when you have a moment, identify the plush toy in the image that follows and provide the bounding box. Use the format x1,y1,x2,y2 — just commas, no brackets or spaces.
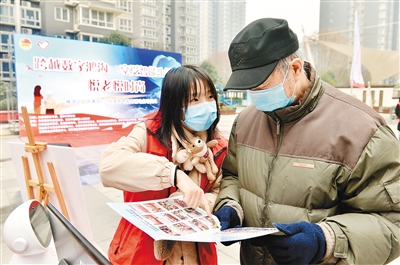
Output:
175,135,218,183
187,136,218,182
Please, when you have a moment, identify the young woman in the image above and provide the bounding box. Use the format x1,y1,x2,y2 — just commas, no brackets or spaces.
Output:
99,65,228,265
33,85,43,114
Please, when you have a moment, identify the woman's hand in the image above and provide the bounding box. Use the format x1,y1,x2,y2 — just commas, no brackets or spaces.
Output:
175,170,211,216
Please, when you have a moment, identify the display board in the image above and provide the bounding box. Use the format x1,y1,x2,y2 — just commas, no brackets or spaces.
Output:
8,141,93,243
13,33,182,137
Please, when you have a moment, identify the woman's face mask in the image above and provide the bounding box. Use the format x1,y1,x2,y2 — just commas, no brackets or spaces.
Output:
248,68,296,112
182,101,217,132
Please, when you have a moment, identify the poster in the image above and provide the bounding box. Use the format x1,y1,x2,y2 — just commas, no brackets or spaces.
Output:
108,196,279,242
13,33,182,137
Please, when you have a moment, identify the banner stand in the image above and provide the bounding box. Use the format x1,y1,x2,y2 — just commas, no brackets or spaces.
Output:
20,106,70,220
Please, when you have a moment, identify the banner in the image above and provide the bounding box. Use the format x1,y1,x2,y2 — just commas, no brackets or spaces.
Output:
13,33,182,139
349,11,365,88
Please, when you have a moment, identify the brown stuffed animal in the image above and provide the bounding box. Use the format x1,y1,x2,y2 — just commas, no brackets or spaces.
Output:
186,136,218,183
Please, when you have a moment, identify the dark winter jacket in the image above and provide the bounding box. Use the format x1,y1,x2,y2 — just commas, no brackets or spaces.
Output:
215,63,400,265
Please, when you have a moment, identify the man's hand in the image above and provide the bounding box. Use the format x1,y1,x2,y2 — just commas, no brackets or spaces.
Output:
175,169,211,216
214,205,241,246
213,205,240,231
250,221,326,265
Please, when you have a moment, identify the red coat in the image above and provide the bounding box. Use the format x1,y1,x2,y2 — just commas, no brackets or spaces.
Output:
108,118,228,265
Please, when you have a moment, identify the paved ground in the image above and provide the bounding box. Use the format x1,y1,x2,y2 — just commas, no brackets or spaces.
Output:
1,112,398,264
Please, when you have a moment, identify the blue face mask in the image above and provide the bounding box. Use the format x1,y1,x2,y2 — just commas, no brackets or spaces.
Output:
248,69,296,112
183,101,217,132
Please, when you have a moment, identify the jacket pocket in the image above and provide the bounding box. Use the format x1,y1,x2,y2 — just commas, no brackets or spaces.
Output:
384,178,400,204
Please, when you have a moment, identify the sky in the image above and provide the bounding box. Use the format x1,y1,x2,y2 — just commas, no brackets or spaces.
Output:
245,0,320,41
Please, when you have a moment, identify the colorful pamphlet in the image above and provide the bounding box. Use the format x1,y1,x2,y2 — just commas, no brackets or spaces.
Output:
108,196,279,242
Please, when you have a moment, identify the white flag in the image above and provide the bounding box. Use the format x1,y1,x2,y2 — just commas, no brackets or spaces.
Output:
350,11,365,88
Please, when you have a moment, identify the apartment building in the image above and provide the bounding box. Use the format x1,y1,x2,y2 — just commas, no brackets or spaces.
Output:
320,0,399,50
319,0,399,85
199,0,246,62
0,0,247,87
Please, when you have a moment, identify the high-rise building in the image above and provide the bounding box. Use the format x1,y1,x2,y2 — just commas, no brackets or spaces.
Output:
319,0,399,85
320,0,399,51
198,0,246,62
0,0,246,87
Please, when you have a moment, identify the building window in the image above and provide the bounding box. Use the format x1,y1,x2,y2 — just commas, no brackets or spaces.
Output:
187,37,196,45
186,46,196,54
185,27,196,35
0,5,15,24
118,0,132,12
186,7,196,15
186,17,196,25
142,7,156,16
119,18,132,31
55,7,69,22
142,29,157,38
1,33,13,50
21,8,41,27
2,61,9,74
55,35,70,39
1,61,15,79
143,18,157,27
82,7,90,24
185,56,197,64
81,7,114,29
143,40,156,48
80,35,101,42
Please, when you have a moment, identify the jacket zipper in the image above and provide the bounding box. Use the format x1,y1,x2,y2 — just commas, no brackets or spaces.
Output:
263,117,283,227
276,118,280,135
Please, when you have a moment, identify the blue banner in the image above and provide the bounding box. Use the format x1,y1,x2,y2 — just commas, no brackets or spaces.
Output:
13,33,181,139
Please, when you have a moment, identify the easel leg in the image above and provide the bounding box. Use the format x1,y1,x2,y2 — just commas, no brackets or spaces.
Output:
47,162,70,220
22,156,34,200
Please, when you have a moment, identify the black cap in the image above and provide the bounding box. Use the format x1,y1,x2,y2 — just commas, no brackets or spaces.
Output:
224,18,299,91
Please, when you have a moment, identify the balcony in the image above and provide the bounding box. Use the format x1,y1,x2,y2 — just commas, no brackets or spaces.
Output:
65,28,80,34
87,1,123,15
64,0,79,7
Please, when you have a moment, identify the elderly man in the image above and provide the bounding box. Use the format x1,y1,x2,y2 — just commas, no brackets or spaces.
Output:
213,18,400,265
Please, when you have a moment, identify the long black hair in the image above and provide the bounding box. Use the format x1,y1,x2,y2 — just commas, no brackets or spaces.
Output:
154,65,220,148
34,85,41,96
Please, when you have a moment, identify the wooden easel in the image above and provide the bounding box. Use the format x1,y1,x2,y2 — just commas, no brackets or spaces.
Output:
20,106,70,220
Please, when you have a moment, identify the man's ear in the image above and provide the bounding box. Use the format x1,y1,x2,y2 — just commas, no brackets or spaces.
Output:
290,59,303,82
